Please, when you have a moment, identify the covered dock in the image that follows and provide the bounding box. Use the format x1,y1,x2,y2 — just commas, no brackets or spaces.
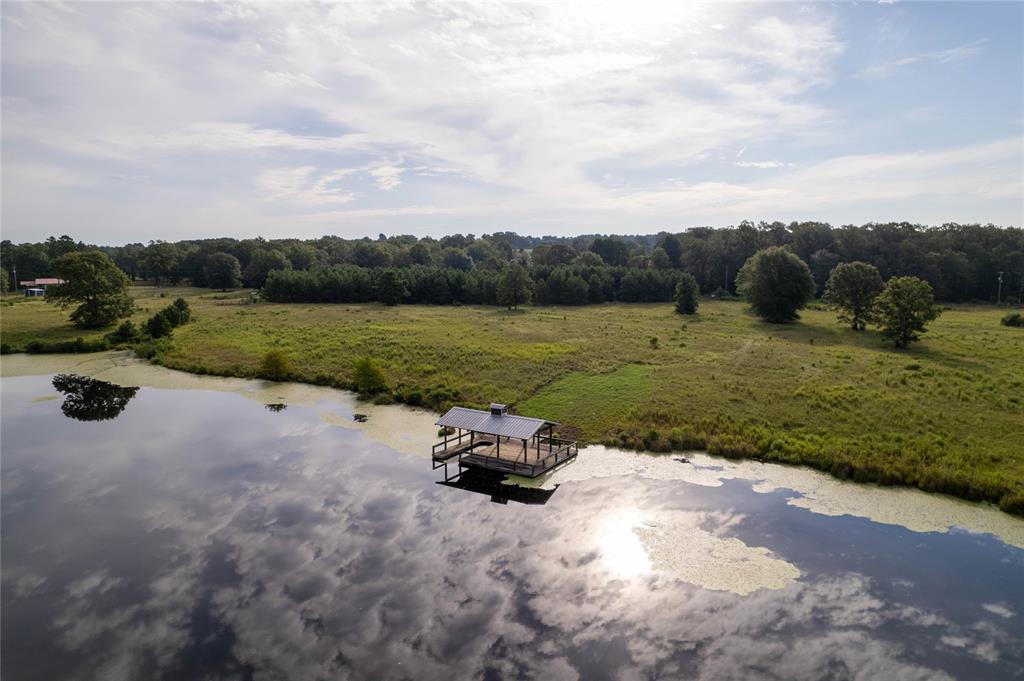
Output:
432,403,578,478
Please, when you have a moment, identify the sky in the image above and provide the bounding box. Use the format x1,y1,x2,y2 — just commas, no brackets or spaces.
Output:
2,1,1022,245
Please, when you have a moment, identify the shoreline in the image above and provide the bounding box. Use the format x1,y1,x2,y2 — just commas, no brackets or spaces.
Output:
4,350,1023,538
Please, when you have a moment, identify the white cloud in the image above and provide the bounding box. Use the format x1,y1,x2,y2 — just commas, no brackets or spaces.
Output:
370,165,403,191
0,2,1019,241
262,71,328,90
735,160,788,169
858,38,988,79
255,167,357,206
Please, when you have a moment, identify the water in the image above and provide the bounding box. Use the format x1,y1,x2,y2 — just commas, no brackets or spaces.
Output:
2,360,1022,680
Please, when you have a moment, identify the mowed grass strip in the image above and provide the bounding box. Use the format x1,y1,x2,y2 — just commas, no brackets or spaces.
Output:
2,287,1022,512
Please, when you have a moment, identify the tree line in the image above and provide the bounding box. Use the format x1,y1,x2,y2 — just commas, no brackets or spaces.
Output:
2,222,1022,304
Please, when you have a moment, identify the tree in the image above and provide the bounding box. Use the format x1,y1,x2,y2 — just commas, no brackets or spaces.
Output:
0,266,8,293
52,374,138,422
589,236,630,266
575,250,604,267
658,233,683,268
377,269,408,306
243,249,291,288
352,241,392,268
497,263,532,310
735,247,815,323
809,248,841,295
286,243,321,270
874,276,941,348
442,248,473,271
674,272,700,314
143,241,182,286
407,242,433,266
823,261,884,330
561,274,590,305
47,251,134,328
353,357,387,394
205,252,243,290
532,243,577,267
651,247,672,270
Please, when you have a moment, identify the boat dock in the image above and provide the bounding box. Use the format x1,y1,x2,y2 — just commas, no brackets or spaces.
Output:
431,404,578,479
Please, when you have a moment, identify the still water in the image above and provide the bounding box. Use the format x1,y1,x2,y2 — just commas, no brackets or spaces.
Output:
2,356,1022,680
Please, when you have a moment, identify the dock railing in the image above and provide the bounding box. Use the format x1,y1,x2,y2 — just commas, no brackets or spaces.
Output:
432,429,472,457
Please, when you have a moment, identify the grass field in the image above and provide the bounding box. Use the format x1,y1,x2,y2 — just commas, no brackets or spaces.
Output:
2,286,1022,512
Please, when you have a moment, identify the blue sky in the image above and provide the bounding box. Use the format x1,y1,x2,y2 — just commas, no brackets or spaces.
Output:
2,1,1021,245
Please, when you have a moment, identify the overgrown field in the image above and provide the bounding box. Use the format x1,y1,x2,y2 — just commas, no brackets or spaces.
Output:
2,287,1023,513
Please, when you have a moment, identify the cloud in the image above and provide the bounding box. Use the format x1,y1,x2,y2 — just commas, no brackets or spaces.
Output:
614,137,1021,224
735,160,788,169
4,375,1022,680
0,3,1019,242
857,38,989,79
255,166,357,205
370,165,403,191
262,71,328,90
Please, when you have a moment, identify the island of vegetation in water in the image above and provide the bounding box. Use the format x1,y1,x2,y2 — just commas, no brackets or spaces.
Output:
1,222,1022,514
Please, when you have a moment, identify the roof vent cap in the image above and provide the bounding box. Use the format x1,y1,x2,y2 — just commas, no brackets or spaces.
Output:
490,403,508,416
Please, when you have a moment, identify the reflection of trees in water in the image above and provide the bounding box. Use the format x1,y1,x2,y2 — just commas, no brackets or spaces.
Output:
51,374,139,422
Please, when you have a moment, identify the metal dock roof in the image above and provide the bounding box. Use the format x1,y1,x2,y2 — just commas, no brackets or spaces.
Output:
435,406,557,440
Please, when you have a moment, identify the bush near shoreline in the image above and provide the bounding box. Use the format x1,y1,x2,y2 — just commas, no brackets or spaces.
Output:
2,286,1022,515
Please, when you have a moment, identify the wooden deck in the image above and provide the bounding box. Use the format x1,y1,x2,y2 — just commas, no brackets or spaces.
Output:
432,434,578,478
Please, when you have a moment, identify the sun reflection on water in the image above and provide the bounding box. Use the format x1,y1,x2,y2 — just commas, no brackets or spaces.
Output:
596,509,652,577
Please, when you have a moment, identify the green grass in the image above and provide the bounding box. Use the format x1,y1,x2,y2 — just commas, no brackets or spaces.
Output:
3,287,1022,513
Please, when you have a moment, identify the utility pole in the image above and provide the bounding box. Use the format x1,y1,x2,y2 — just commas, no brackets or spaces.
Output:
997,271,1003,305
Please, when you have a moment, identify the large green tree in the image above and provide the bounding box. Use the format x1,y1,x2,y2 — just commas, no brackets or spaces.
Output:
0,266,9,294
47,251,134,328
205,252,242,290
735,247,815,322
823,261,884,330
674,272,700,314
497,263,533,310
243,249,291,288
143,241,182,286
376,269,408,306
874,276,941,348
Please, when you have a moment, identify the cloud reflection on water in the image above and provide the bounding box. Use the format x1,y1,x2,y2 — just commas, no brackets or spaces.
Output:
1,375,1022,681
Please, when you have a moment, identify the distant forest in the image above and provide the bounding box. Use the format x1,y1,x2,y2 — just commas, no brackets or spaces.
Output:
3,222,1022,305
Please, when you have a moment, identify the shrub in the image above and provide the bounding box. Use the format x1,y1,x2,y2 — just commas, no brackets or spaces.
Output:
134,338,171,359
706,434,760,458
999,491,1024,515
260,349,294,381
145,312,174,339
106,320,140,344
172,298,192,323
1001,311,1023,328
353,357,387,394
24,337,110,354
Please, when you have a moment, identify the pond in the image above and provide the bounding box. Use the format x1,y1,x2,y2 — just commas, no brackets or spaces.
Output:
2,354,1022,680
